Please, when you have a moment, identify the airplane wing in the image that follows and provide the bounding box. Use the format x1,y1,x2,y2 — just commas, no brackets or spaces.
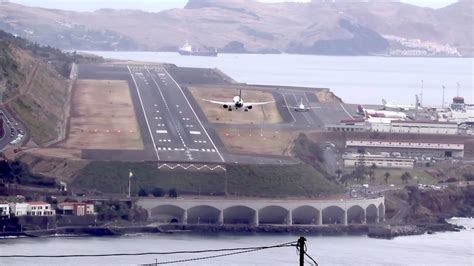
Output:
244,101,274,107
203,99,235,106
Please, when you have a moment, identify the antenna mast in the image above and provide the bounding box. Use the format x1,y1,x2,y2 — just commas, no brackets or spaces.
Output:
420,80,424,107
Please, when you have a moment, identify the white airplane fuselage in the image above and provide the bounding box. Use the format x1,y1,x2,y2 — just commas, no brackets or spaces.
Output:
294,104,310,112
357,105,407,119
204,89,274,112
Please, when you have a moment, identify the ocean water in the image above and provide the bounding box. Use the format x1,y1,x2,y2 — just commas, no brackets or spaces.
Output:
17,52,470,265
0,218,472,266
86,51,473,107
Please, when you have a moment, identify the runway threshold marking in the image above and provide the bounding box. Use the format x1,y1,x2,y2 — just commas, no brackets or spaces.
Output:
162,67,225,162
127,65,160,160
145,66,188,149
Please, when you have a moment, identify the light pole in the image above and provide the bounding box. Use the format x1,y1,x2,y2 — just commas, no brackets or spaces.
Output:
128,170,133,198
420,80,424,107
442,85,446,108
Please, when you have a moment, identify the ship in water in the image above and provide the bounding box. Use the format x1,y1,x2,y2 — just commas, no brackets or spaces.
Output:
178,41,218,57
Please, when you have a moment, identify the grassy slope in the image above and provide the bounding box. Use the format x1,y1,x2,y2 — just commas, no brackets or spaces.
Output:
0,30,99,144
226,164,342,197
72,162,342,198
8,55,67,144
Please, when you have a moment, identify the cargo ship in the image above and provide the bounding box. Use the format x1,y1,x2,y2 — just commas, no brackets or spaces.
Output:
178,41,218,57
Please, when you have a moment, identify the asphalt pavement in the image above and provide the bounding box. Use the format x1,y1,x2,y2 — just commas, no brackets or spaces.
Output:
68,64,357,164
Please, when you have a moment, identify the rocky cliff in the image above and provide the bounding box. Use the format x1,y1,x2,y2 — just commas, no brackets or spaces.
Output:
0,0,471,56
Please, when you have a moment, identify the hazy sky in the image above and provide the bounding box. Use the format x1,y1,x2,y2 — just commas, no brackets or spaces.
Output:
10,0,459,12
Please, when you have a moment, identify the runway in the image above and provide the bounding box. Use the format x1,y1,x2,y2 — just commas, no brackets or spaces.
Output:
129,65,224,162
75,64,353,164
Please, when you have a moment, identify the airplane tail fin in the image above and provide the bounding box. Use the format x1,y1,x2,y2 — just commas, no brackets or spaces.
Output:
300,98,304,106
416,94,421,107
239,89,242,101
382,99,387,106
357,105,365,114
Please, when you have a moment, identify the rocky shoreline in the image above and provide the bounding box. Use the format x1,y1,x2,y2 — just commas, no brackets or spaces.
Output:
0,221,466,239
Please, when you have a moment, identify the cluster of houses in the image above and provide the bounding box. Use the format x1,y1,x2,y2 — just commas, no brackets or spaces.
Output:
0,201,95,219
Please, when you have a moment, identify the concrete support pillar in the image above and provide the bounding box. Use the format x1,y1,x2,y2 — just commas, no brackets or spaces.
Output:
380,204,385,222
318,211,322,225
343,210,348,226
287,210,293,225
182,210,188,224
254,210,259,226
363,209,367,224
218,210,224,225
375,213,379,223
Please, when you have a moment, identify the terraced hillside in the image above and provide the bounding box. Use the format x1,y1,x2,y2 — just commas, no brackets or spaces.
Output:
0,30,98,144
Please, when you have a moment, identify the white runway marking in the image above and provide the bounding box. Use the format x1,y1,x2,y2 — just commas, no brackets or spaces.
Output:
156,130,168,134
127,65,160,160
189,131,201,135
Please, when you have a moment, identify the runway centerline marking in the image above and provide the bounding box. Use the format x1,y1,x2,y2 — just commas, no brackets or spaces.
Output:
145,66,187,150
127,65,160,160
162,67,225,162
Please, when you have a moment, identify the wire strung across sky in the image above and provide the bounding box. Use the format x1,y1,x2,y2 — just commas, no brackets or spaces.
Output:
145,243,296,265
0,241,298,259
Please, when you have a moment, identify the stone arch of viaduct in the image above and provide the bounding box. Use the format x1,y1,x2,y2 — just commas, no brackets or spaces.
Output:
137,197,385,226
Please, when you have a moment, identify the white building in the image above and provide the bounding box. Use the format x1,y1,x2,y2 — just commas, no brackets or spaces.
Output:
370,120,458,135
343,153,414,169
326,119,370,132
26,202,55,216
0,202,10,218
346,139,464,158
9,202,29,216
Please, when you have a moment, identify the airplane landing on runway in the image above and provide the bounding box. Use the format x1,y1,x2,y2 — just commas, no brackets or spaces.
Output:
75,64,353,164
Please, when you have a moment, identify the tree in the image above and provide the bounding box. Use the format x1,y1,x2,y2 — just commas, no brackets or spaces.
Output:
169,188,178,198
384,172,390,184
401,172,412,185
335,169,343,181
368,170,375,183
340,174,350,187
353,153,367,183
151,187,164,197
138,188,148,197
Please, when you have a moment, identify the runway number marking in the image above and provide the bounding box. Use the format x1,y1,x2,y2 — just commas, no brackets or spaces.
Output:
162,67,225,162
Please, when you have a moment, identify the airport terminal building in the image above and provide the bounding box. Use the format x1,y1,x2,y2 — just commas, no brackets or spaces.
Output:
371,121,459,135
346,138,465,158
343,153,414,169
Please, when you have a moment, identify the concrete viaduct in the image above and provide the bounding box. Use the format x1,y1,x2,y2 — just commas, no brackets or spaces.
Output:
137,197,385,226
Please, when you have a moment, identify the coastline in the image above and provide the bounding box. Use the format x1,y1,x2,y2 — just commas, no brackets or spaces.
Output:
0,221,464,240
